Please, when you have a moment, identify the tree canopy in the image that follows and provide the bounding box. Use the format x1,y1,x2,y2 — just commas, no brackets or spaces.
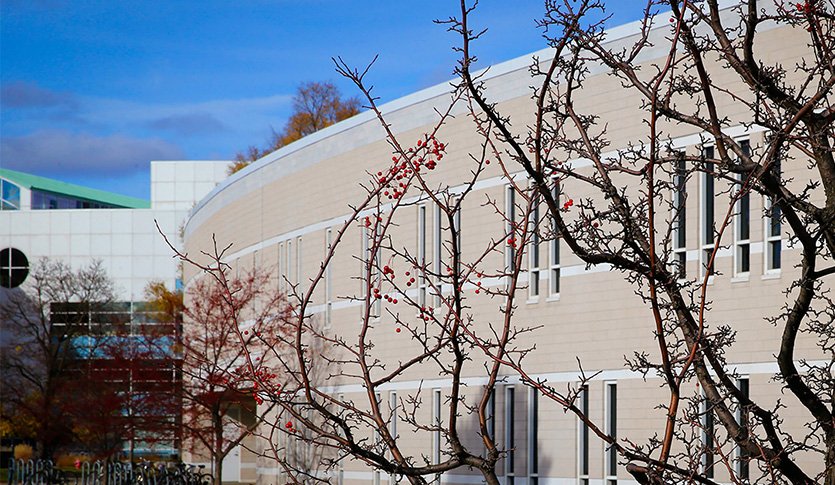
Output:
228,81,361,175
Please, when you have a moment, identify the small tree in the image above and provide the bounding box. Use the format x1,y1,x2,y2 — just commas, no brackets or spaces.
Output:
164,250,288,485
0,259,116,458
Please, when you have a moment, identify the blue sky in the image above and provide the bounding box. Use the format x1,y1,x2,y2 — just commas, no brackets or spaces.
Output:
1,1,647,200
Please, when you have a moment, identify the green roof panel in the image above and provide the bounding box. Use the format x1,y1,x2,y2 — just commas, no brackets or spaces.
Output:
0,168,150,209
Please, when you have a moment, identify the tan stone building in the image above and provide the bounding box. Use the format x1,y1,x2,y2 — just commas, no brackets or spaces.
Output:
182,3,831,484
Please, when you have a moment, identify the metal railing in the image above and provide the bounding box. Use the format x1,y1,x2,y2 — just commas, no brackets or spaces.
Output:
7,459,213,485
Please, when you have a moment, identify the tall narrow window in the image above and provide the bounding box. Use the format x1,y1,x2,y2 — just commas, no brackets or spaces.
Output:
359,226,371,300
527,388,539,485
418,205,428,307
734,140,751,277
434,203,443,307
505,185,517,273
325,229,333,327
486,388,496,451
736,377,750,481
452,196,462,272
605,382,618,484
673,153,687,279
278,242,285,292
701,146,716,278
337,393,345,485
528,189,542,300
702,393,715,479
374,392,382,485
296,236,303,285
504,386,516,485
432,388,443,485
373,225,382,318
389,391,398,437
549,179,561,297
432,389,442,465
765,157,782,272
578,385,589,485
389,392,398,485
286,240,294,289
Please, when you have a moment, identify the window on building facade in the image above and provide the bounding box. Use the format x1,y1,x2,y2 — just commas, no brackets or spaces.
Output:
734,140,751,277
296,236,303,285
29,189,116,210
736,377,750,481
528,387,539,485
325,229,333,327
452,196,462,273
505,185,516,274
765,157,782,273
338,392,345,485
483,388,495,456
361,226,381,318
373,225,382,318
701,146,716,279
605,382,618,484
278,243,285,292
286,240,294,290
528,189,542,300
702,393,715,479
673,153,687,279
432,389,442,466
1,179,21,210
389,391,398,485
504,385,516,485
418,205,428,307
373,392,382,485
578,384,589,485
0,247,29,288
434,203,443,307
550,179,561,297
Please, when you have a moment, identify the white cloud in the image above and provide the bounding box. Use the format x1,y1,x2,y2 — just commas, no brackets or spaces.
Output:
0,130,184,175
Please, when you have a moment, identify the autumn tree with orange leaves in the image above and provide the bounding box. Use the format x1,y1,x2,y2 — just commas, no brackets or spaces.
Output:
228,81,360,174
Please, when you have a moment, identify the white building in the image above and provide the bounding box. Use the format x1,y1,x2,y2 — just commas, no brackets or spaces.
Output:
0,161,229,298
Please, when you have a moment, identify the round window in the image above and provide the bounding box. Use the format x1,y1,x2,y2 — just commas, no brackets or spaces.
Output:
0,248,29,288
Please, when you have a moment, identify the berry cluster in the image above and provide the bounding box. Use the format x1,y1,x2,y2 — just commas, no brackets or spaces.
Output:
376,135,448,201
796,1,815,14
562,198,574,211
